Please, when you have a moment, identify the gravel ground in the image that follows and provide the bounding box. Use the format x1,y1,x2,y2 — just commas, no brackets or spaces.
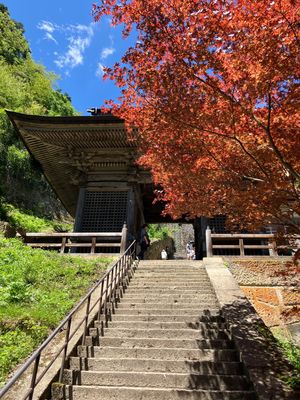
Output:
226,257,299,287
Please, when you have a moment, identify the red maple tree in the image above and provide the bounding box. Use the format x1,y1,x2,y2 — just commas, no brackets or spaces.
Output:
93,0,300,234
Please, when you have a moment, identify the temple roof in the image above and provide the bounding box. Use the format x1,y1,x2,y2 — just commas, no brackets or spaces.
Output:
7,111,149,216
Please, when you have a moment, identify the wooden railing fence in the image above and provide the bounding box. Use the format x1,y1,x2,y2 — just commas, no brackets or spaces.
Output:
205,227,299,257
22,224,128,254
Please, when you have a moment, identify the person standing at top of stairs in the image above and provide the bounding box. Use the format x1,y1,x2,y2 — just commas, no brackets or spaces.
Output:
137,223,150,260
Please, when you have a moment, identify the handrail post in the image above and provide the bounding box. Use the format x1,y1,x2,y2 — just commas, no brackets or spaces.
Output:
58,318,72,383
206,226,213,257
120,223,128,253
81,295,91,346
97,280,104,320
28,353,40,400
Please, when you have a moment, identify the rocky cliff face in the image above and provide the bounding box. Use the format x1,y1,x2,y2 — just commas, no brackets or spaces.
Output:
144,237,175,260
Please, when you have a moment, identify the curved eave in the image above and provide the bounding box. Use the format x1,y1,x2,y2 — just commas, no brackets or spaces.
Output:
6,111,135,217
6,110,125,125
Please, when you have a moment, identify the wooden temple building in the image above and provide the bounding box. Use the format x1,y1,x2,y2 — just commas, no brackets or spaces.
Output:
7,111,155,232
7,111,201,249
7,111,287,258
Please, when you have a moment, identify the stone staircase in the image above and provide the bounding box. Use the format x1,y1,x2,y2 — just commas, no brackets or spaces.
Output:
53,260,257,399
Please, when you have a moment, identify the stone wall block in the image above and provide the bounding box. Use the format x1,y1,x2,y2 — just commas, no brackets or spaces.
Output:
242,287,280,306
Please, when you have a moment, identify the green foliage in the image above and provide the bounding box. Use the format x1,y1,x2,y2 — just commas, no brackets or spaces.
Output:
272,330,300,389
0,5,78,218
2,203,72,232
0,327,48,385
0,238,111,385
0,6,30,65
6,204,50,231
148,224,173,241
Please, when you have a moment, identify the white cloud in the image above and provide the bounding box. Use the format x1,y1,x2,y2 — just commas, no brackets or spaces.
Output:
54,23,94,69
54,33,93,68
45,32,58,44
37,20,95,70
96,62,105,78
100,47,115,60
68,24,95,35
109,34,114,45
38,20,59,44
38,20,56,33
106,17,113,27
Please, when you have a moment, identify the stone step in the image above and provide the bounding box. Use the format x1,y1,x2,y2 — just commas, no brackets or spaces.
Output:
70,370,250,391
134,272,205,276
133,277,208,281
113,308,220,316
134,268,207,277
100,328,229,340
122,291,217,296
98,337,234,349
61,385,256,399
118,299,218,304
136,263,202,266
136,266,201,269
129,278,210,288
69,357,244,375
115,303,219,310
134,269,208,279
123,288,215,293
96,320,228,330
129,279,211,290
78,346,238,362
132,275,209,279
122,292,217,298
100,314,223,323
121,296,218,303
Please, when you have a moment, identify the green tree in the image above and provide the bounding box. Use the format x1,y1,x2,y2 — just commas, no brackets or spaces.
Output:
0,5,77,219
0,6,30,64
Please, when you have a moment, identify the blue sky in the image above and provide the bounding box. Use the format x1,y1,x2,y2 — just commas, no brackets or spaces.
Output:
3,0,132,114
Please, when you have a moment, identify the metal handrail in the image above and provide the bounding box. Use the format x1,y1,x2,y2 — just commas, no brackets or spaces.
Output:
0,240,137,400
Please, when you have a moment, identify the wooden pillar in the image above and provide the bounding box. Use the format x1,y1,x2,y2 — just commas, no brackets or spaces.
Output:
193,217,204,260
120,223,128,253
206,226,213,257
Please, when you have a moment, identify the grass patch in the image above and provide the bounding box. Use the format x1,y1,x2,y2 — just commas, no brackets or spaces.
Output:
0,238,112,386
271,328,300,389
1,203,72,232
148,224,174,241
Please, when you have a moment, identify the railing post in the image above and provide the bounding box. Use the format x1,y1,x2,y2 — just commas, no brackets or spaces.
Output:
206,226,213,257
269,237,278,256
91,237,96,254
239,239,245,256
60,237,66,254
120,223,128,253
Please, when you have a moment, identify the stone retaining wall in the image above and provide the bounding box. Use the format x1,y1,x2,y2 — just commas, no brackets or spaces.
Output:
227,258,300,343
144,237,175,260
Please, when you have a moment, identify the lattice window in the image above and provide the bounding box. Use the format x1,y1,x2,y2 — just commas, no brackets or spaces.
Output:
79,191,128,232
208,215,226,233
